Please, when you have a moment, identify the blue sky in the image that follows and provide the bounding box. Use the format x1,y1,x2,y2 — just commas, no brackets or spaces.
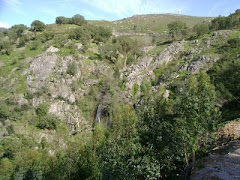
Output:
0,0,240,28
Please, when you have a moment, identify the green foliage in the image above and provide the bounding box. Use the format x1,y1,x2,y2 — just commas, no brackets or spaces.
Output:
140,81,152,94
0,102,10,119
91,26,112,43
66,61,77,76
13,149,50,179
101,105,161,179
0,158,13,180
53,35,68,48
227,37,240,48
0,136,23,159
131,83,139,96
29,40,40,50
100,36,142,66
175,72,220,164
6,125,15,135
31,20,46,32
56,14,86,25
210,9,240,30
72,15,87,26
99,43,120,63
139,93,177,177
36,103,49,116
18,35,28,47
69,26,91,44
167,20,189,41
10,24,27,37
39,31,54,43
0,40,13,55
34,104,58,130
36,114,58,130
193,23,210,37
56,16,71,24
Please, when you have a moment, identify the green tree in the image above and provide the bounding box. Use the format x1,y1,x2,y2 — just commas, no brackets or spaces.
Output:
18,35,28,47
193,23,210,37
0,40,13,55
36,103,49,116
175,72,219,164
92,26,112,43
167,20,188,41
69,27,91,44
10,24,27,37
138,92,178,178
31,20,46,32
72,14,86,26
101,105,160,179
99,43,120,64
56,16,71,24
0,158,13,180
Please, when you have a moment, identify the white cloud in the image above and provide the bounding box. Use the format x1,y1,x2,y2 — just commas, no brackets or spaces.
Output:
0,21,10,28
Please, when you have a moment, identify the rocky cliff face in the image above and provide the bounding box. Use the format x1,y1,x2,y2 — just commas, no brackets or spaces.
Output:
1,30,234,134
22,52,85,132
17,46,115,133
121,41,185,99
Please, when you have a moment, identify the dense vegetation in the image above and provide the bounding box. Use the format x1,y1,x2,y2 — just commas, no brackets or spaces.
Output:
0,10,240,179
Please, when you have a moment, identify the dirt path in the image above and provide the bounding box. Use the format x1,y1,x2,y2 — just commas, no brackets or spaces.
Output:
192,121,240,180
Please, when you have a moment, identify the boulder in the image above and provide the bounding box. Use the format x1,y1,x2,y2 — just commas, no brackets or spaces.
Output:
46,46,59,53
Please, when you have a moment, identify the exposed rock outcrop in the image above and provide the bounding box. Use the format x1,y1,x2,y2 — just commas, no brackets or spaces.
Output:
25,53,91,132
27,53,58,93
181,55,220,73
192,121,240,180
151,40,185,68
46,46,59,53
122,41,185,99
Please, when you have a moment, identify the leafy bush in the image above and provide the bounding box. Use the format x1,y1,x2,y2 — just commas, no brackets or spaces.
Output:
36,103,49,117
29,40,39,50
67,62,77,76
56,16,71,24
227,38,240,48
18,35,28,47
6,125,15,135
39,31,54,43
131,83,139,96
36,114,58,130
0,40,13,55
193,23,210,37
53,35,68,48
31,20,46,32
10,24,27,37
0,103,10,119
167,20,189,41
92,26,112,43
56,14,86,26
69,27,91,44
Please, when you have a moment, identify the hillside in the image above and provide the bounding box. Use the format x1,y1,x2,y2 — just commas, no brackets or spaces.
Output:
0,11,240,179
89,14,213,34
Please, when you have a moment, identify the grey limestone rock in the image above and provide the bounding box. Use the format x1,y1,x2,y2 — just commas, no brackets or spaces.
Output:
46,46,59,53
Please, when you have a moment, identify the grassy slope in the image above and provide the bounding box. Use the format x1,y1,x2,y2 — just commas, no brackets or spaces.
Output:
89,14,213,34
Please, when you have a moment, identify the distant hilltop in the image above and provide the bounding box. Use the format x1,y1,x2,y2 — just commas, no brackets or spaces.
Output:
0,27,6,31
